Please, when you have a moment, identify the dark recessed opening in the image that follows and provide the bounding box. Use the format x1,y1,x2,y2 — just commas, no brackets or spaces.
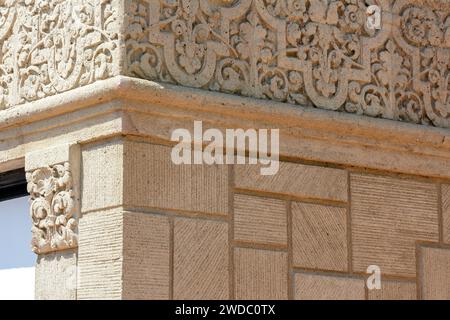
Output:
0,169,28,202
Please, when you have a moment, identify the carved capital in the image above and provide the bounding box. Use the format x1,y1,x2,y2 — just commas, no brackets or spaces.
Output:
26,162,78,254
25,144,81,255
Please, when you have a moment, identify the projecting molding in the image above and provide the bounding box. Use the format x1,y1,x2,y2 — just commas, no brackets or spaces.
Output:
0,0,449,128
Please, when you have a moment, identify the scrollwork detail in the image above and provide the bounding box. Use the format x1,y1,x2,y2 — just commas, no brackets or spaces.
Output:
27,162,78,254
0,0,118,109
121,0,450,128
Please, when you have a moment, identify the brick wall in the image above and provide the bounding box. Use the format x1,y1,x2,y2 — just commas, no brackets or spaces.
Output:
80,139,450,300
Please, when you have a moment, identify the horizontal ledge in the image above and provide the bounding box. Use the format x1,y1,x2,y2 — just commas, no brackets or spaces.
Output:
1,76,449,148
0,76,449,179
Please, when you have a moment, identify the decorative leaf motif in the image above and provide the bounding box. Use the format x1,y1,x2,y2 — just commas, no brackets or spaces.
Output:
0,0,118,109
27,162,78,254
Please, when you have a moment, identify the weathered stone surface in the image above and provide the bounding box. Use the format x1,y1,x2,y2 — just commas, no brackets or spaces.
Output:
81,139,124,213
234,194,287,246
77,209,123,300
76,207,172,300
124,141,229,215
235,248,288,300
443,185,450,244
294,273,365,300
4,0,450,302
1,1,450,128
123,0,450,128
174,218,229,300
368,280,417,300
0,0,119,109
351,173,439,277
419,246,450,300
292,202,348,272
35,251,77,300
122,212,170,300
235,162,348,202
26,144,81,255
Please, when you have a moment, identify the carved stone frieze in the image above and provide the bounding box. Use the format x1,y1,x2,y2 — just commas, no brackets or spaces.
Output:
27,162,78,254
1,1,449,128
0,0,119,109
124,0,450,128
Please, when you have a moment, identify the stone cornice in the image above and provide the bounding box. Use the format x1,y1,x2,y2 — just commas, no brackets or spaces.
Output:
0,76,449,180
1,1,450,128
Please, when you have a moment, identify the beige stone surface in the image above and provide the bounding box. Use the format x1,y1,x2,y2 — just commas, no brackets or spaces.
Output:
0,0,119,110
292,203,348,272
294,273,365,300
419,246,450,300
174,219,229,300
25,144,80,172
81,139,124,213
122,212,170,300
234,194,287,246
235,248,288,300
368,280,417,300
1,76,450,181
1,1,450,130
235,162,348,202
77,209,123,300
35,251,77,300
3,0,450,301
26,144,81,255
124,141,229,215
443,185,450,244
351,173,439,277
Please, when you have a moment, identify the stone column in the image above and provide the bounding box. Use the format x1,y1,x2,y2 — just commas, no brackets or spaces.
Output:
25,144,81,300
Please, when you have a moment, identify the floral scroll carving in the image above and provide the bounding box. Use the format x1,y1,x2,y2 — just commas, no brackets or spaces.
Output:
1,1,449,128
27,163,78,254
0,0,118,109
125,0,450,128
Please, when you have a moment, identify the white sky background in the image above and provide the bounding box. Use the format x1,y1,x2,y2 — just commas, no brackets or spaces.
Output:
0,197,36,300
0,267,34,300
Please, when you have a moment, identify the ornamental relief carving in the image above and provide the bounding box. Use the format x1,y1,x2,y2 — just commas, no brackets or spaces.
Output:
125,0,450,128
27,162,78,254
0,0,119,109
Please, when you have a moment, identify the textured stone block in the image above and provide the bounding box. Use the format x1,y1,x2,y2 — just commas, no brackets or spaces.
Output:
25,144,80,172
124,141,229,215
443,185,450,244
235,248,288,300
35,251,77,300
294,273,365,300
292,202,347,271
81,139,124,212
368,280,416,300
351,174,439,277
235,162,347,202
174,219,229,300
77,209,123,300
234,194,287,246
419,246,450,300
123,212,170,300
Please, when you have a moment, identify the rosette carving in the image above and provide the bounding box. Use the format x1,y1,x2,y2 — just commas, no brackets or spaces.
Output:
27,162,78,254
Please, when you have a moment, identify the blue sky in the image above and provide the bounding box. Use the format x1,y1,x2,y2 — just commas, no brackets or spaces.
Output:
0,197,35,269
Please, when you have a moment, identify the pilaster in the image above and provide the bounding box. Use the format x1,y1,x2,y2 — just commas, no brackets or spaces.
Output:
25,144,81,300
